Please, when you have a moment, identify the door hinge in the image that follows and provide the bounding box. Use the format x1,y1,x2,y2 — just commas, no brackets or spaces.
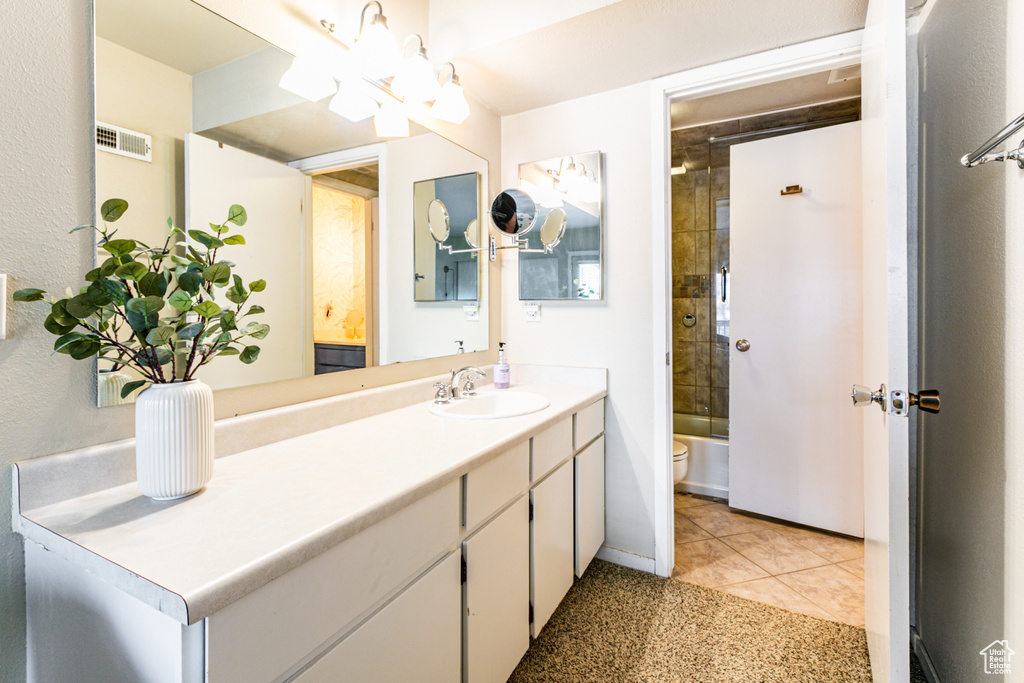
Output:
529,603,534,623
666,352,670,366
461,555,467,585
529,501,534,522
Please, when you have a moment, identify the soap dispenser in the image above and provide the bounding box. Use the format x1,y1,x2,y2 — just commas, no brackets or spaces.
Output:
494,342,510,389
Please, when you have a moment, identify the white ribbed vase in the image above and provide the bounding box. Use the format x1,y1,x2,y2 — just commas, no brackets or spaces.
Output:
97,369,132,407
135,380,215,500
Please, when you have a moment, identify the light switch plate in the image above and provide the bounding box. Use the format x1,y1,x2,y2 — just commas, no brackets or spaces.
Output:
463,304,479,321
524,301,541,322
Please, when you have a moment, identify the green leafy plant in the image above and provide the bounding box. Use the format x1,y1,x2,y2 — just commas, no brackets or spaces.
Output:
14,199,270,399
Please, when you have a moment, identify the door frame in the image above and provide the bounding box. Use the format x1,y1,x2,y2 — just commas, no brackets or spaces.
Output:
647,31,864,577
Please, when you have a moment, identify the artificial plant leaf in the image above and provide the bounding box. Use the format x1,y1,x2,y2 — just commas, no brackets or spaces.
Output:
177,269,205,295
155,348,173,365
115,262,148,281
239,345,261,364
225,275,247,304
243,322,270,340
53,332,87,352
102,238,137,257
217,347,240,357
69,223,96,234
248,279,266,292
125,296,163,331
243,304,265,316
187,245,206,262
120,380,147,399
84,267,103,282
168,290,193,312
227,204,247,226
210,222,229,235
170,254,190,266
193,301,222,318
126,296,165,315
100,198,129,222
49,299,77,326
138,272,168,297
146,326,176,346
68,339,102,360
13,288,46,302
65,294,98,320
89,279,129,307
222,234,246,245
43,314,78,336
188,230,224,250
176,322,204,340
100,257,119,278
203,263,231,286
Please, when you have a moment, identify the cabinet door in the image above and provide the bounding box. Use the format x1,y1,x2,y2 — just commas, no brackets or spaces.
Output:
295,552,461,683
464,496,530,683
575,435,605,577
531,459,575,637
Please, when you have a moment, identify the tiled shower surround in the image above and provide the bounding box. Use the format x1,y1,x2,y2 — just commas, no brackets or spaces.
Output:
670,99,861,436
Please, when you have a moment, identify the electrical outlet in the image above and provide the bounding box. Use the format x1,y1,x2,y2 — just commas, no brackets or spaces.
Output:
524,301,541,322
463,305,480,321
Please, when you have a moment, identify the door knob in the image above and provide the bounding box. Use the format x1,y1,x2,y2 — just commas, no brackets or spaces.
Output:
851,384,887,412
890,389,941,416
735,339,750,352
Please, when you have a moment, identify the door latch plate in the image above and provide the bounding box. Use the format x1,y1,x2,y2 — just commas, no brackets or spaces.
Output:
890,390,908,417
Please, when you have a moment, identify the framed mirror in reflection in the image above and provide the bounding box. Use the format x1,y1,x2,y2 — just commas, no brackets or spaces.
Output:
414,172,482,302
516,152,604,300
93,0,489,406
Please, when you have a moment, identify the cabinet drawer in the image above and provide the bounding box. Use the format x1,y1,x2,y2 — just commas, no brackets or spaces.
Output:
465,441,530,531
314,343,365,368
574,399,604,451
531,417,572,482
295,551,462,683
206,481,460,683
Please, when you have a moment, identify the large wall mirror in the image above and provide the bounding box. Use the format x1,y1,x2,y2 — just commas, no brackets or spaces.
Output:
93,0,489,406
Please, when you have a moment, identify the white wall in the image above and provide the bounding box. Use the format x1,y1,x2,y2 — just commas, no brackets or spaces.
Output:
501,83,656,561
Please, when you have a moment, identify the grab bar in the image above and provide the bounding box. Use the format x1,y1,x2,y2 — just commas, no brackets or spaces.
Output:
720,266,728,303
961,111,1024,168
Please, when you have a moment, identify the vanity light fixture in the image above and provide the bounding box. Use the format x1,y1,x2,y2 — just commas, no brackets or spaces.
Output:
329,82,379,122
391,35,442,103
352,1,401,79
279,56,337,102
431,63,471,124
374,101,410,137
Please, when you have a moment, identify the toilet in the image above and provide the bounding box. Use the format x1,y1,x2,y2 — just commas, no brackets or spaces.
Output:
672,435,689,485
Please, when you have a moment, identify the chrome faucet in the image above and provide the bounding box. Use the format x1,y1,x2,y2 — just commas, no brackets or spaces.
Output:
452,366,486,399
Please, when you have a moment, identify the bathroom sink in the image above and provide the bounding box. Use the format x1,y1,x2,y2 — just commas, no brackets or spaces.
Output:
428,391,550,419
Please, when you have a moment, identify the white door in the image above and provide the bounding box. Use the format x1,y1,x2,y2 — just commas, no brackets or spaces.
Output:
860,1,910,680
530,459,575,638
729,122,864,537
185,133,305,390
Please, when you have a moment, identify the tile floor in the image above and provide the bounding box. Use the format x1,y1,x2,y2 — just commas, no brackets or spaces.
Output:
672,492,866,626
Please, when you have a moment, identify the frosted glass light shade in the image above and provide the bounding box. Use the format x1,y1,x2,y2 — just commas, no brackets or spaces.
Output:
354,20,400,79
279,57,337,102
431,79,470,124
329,85,379,122
391,53,441,103
374,102,409,137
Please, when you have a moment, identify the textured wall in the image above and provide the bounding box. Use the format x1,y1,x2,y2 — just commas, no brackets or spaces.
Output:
917,0,1010,680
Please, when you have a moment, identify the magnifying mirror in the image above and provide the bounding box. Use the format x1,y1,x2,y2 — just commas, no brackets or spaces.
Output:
465,218,480,249
428,199,450,243
489,189,537,235
538,207,567,250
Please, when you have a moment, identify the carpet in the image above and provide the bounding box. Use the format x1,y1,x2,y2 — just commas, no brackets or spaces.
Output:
509,560,873,682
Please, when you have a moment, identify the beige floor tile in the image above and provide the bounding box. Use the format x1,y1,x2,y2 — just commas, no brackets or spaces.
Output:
719,529,831,575
673,492,716,510
716,577,837,622
776,564,865,626
778,526,864,563
836,557,865,579
674,512,713,544
671,538,769,588
681,503,767,537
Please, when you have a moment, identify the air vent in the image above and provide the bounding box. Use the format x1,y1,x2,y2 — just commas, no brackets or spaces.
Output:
96,121,152,162
827,65,862,84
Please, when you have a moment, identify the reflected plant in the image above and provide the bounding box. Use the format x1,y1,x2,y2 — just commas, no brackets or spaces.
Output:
14,199,270,399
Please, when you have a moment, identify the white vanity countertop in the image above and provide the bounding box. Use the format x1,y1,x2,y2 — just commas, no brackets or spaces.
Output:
15,382,605,625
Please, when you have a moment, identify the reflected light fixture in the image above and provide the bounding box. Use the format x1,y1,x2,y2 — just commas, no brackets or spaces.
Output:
390,34,442,103
374,101,409,137
431,62,470,124
278,57,337,102
352,1,400,79
329,82,379,122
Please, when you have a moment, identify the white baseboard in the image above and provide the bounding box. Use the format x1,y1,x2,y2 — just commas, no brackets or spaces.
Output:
595,546,657,574
678,482,729,500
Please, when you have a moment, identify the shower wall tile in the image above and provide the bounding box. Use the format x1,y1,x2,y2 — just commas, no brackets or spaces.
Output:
673,385,696,414
694,301,711,342
713,343,730,388
695,230,711,275
672,231,695,275
673,341,696,385
712,388,730,419
695,342,712,386
695,385,711,416
695,188,710,231
673,298,697,341
711,167,730,196
672,175,695,233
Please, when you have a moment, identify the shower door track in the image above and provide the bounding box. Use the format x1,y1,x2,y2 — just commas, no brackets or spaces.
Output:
707,113,861,145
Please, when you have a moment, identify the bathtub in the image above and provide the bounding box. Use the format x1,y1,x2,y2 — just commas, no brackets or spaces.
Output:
673,432,730,500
